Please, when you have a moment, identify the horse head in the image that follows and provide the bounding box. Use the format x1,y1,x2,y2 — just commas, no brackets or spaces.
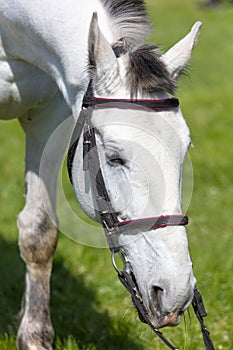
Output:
71,13,202,329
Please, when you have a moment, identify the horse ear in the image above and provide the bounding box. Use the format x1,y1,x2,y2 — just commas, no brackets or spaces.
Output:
88,12,119,91
161,21,202,80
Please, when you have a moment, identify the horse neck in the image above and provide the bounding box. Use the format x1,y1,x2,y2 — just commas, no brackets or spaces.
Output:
1,0,114,110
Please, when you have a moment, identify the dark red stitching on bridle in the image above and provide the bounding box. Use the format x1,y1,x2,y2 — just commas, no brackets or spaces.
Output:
117,214,188,226
116,215,188,233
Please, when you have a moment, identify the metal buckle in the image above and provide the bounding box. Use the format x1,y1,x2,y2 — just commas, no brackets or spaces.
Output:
111,251,122,275
103,221,116,234
111,250,131,276
102,218,116,234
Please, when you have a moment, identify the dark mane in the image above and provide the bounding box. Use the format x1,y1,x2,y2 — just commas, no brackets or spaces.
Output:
100,0,176,96
100,0,151,47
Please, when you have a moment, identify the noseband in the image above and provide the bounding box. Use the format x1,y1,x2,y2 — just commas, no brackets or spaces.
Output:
67,86,215,350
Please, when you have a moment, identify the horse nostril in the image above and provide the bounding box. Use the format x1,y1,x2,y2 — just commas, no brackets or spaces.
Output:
150,285,163,310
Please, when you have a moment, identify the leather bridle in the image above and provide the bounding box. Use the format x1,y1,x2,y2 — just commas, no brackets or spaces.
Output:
67,86,215,350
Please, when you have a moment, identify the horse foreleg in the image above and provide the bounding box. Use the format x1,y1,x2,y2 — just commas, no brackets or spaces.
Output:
17,187,57,350
16,93,72,350
17,167,58,350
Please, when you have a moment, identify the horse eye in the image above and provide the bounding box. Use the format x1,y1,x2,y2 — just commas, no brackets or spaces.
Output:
108,157,126,167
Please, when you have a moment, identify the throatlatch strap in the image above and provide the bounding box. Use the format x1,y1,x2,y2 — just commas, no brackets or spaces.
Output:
67,108,88,184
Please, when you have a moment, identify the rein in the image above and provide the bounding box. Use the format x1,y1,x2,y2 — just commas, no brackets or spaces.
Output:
67,88,215,350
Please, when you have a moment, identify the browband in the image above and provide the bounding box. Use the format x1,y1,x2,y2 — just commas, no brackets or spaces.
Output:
82,96,179,110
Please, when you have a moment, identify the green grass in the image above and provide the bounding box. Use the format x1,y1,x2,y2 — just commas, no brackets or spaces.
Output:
0,1,232,349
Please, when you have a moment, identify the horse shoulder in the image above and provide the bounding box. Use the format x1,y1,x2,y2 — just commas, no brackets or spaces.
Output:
0,46,58,120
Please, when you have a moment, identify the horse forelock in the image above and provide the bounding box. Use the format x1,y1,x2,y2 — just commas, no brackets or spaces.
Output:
127,45,176,98
100,0,176,97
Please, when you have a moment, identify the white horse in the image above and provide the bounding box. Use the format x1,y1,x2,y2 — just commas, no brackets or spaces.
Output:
0,1,202,349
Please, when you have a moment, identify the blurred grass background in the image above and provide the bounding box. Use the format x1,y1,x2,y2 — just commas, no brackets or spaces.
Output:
0,0,232,349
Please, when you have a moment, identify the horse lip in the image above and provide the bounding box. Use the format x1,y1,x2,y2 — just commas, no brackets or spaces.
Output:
131,283,183,329
154,312,182,329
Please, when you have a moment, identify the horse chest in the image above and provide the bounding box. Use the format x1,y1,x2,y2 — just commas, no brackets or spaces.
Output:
0,56,58,120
